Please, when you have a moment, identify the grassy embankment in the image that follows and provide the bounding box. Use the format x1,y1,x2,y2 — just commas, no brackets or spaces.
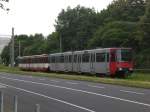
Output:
0,65,150,89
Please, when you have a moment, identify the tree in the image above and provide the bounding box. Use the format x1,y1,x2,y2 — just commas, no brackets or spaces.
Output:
45,32,59,53
138,0,150,48
0,0,10,12
55,5,99,51
1,34,46,65
134,0,150,68
88,21,137,48
98,0,145,25
1,45,10,65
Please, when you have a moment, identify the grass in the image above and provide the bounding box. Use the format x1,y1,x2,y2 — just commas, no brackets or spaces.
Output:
0,64,150,89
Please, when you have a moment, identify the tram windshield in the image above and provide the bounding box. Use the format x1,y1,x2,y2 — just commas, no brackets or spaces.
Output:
120,49,132,62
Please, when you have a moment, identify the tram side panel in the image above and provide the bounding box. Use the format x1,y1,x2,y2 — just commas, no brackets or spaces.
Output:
81,53,91,73
94,50,110,75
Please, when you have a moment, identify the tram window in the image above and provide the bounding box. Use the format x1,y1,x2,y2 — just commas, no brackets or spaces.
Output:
45,57,48,63
91,53,95,62
111,51,116,62
26,59,28,63
82,53,90,63
20,59,22,64
44,57,47,63
43,57,44,63
36,58,38,63
38,58,40,63
21,59,23,63
64,56,67,63
51,56,55,63
31,58,33,63
35,58,37,63
24,59,26,63
34,58,36,63
74,55,77,63
43,57,45,63
32,58,34,63
39,58,41,63
56,56,58,63
60,56,64,63
58,56,60,63
38,58,41,63
121,49,132,62
96,53,105,62
106,53,109,62
27,59,29,63
30,58,34,63
69,55,72,63
42,57,44,63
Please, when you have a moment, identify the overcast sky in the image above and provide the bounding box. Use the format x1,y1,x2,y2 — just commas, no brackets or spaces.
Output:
0,0,113,37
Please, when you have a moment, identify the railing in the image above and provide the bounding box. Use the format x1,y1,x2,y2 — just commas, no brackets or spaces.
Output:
0,91,40,112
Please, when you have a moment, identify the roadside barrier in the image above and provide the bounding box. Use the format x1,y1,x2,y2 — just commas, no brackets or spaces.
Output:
0,92,3,112
0,91,40,112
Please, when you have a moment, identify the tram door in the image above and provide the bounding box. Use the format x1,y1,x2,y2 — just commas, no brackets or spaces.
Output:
77,54,81,72
90,53,95,74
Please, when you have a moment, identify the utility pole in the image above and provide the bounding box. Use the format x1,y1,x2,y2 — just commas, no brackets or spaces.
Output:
11,27,15,67
19,41,21,57
59,34,62,53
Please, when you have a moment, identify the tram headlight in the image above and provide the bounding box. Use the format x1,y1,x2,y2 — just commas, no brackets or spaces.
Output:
119,68,123,71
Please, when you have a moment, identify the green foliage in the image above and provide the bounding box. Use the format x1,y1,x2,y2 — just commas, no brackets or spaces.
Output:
1,45,10,65
1,34,47,65
138,0,150,49
88,21,137,48
55,5,99,51
45,32,59,53
98,0,145,24
133,0,150,68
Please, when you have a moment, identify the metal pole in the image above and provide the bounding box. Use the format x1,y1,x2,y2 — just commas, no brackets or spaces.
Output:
0,91,4,112
59,34,62,53
9,44,11,67
35,104,40,112
13,95,18,112
11,27,15,67
19,41,21,57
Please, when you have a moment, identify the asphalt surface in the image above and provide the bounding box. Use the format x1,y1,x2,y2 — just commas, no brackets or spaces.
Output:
0,72,150,112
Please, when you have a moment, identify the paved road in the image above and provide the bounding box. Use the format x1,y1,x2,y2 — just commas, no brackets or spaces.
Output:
0,72,150,112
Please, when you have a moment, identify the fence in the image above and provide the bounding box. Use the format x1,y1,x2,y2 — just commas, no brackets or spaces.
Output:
0,91,40,112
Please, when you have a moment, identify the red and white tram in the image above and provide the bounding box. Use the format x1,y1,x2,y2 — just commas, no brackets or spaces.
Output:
18,48,133,77
18,54,49,72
